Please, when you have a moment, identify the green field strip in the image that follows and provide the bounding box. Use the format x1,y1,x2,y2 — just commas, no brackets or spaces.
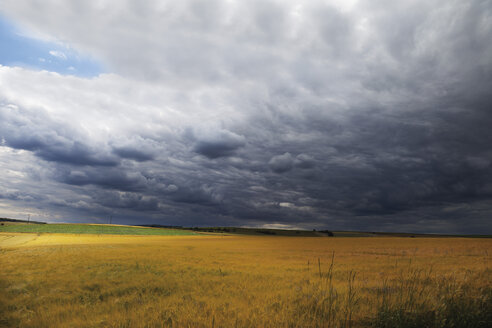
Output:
0,223,196,236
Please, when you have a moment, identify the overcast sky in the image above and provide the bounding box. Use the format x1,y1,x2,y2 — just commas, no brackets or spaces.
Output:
1,0,491,233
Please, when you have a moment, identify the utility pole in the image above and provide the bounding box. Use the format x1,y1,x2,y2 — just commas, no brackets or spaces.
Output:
110,215,112,225
27,214,30,223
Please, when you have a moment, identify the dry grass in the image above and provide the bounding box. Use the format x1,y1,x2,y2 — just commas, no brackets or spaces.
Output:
0,233,491,327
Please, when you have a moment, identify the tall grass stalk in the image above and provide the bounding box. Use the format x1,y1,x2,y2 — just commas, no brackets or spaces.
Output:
373,266,491,328
295,252,362,327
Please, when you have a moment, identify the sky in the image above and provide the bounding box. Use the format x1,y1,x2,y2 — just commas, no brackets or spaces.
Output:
0,0,491,233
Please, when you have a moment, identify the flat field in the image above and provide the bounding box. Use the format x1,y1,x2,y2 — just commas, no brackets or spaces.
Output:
0,232,490,327
0,223,195,236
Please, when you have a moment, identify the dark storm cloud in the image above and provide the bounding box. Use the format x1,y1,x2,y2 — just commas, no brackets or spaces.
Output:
57,167,148,192
113,146,154,162
295,154,316,169
93,191,160,211
267,152,316,173
35,142,118,166
269,153,294,173
169,185,223,206
193,140,242,159
0,103,119,166
0,189,40,202
192,129,246,159
0,1,491,233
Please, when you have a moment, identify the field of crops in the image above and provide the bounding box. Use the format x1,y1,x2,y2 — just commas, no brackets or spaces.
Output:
0,223,195,236
1,232,491,327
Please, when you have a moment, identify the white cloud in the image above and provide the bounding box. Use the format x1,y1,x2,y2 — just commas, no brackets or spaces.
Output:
49,50,67,60
256,223,303,230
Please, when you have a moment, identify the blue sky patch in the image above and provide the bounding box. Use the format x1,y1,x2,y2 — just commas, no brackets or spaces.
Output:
0,15,103,77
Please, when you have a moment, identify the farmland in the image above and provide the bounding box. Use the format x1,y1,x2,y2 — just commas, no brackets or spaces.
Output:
0,228,491,327
0,223,195,236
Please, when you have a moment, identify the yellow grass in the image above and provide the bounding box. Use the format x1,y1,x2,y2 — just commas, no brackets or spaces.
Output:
1,232,491,327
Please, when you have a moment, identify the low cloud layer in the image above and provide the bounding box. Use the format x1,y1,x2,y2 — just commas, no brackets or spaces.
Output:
0,0,491,233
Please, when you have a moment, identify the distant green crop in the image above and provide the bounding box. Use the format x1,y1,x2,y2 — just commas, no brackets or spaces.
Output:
0,223,195,236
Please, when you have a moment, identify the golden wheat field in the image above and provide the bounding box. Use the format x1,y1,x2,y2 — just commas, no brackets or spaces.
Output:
0,232,491,328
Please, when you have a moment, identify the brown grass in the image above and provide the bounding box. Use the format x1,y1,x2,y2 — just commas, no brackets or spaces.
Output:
0,233,490,327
